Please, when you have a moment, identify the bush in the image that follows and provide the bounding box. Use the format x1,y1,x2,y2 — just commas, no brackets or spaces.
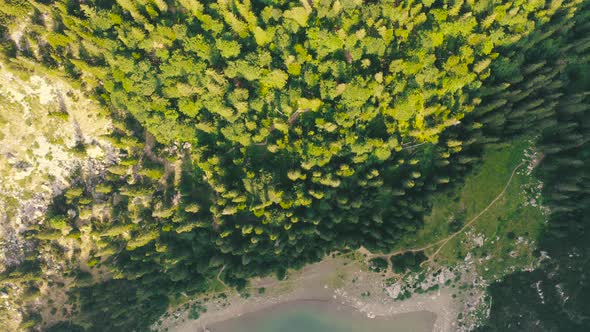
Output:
368,257,389,273
391,251,428,274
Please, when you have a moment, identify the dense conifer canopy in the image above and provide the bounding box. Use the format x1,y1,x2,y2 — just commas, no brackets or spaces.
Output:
0,0,588,331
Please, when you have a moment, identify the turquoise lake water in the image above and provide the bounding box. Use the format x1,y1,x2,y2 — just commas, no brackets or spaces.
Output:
206,300,435,332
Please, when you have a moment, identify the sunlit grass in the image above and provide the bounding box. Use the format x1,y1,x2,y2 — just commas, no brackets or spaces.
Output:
396,138,545,281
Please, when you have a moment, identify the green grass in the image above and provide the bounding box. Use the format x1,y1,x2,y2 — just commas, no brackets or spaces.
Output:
397,138,545,281
205,278,227,293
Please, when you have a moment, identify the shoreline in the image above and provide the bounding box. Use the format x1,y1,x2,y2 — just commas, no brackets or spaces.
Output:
159,255,461,332
203,298,436,332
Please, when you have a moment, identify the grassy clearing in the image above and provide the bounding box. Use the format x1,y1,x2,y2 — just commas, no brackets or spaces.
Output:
396,138,545,281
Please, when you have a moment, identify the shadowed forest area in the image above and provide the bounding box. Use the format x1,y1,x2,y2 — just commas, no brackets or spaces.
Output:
0,0,588,331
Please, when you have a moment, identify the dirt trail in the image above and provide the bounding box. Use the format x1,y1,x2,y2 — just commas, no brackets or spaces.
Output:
216,265,228,289
425,161,525,263
201,157,525,303
160,148,533,330
362,160,529,275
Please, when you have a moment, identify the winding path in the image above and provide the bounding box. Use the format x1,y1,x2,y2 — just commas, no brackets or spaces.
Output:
363,160,529,276
166,154,536,317
425,161,525,264
215,265,228,289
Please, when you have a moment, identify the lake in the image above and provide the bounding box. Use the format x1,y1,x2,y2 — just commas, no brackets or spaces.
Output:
204,300,436,332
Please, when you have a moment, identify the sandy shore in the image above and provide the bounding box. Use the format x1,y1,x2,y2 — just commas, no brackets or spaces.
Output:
158,255,461,332
207,300,436,332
